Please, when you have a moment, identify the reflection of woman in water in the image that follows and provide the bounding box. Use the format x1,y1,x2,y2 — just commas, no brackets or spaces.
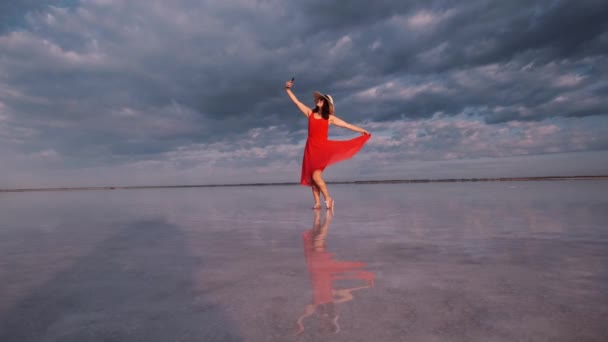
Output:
295,211,375,335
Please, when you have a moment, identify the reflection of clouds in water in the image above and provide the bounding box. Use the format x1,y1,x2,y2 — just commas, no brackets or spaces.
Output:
0,193,143,316
415,197,598,259
343,184,604,243
0,219,243,341
0,182,606,340
295,211,374,336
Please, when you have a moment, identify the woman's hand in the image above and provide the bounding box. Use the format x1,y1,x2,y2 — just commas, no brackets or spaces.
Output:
285,79,293,90
360,129,370,135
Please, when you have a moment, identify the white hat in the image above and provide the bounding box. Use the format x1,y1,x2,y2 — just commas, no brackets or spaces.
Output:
313,91,335,114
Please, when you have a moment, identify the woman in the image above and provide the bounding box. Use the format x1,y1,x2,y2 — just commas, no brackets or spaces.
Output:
285,79,371,210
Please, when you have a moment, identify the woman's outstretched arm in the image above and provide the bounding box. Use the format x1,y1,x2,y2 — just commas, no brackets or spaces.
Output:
329,115,370,135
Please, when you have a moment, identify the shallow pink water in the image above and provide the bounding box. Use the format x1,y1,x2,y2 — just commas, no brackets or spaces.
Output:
1,181,607,341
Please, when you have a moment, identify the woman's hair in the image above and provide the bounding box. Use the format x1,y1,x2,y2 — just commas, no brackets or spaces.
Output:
312,98,331,120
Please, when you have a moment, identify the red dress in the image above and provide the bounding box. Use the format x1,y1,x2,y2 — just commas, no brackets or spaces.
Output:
300,114,370,186
302,230,375,305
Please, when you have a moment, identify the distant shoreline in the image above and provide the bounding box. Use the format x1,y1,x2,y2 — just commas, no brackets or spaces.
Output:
1,175,607,193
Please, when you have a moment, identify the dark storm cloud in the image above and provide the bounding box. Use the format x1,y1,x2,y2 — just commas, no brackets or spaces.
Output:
333,57,608,123
407,0,608,70
292,0,608,123
0,0,607,186
0,1,52,32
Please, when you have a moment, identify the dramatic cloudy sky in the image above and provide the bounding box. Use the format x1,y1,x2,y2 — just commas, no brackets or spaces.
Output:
1,0,608,188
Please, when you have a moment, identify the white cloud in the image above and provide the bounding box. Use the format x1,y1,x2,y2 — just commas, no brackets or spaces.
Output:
364,114,608,160
328,35,353,56
554,74,585,87
35,149,61,159
408,11,436,28
355,81,447,101
370,40,382,51
406,10,454,29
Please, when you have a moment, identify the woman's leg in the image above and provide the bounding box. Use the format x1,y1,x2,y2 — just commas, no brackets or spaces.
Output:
312,170,333,208
311,183,322,209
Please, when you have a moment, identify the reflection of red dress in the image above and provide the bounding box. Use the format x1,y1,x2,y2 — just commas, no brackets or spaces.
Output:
300,114,370,186
302,230,373,305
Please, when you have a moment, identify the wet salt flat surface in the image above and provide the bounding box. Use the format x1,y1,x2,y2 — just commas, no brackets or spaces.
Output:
1,181,607,341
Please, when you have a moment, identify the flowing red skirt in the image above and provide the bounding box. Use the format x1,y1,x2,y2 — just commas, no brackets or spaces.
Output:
302,230,372,304
300,134,370,186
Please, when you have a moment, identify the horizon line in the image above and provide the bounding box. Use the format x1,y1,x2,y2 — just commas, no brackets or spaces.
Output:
1,175,607,193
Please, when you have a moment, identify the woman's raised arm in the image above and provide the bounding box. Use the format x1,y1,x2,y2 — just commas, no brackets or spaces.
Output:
285,80,312,117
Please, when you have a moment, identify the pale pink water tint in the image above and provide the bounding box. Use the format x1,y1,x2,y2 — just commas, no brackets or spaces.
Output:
1,181,607,341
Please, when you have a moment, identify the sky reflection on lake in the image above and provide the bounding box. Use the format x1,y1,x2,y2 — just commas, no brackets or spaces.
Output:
1,181,607,341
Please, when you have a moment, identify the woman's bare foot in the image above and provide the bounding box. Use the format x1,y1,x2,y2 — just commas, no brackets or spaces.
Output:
324,198,334,210
312,203,322,210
